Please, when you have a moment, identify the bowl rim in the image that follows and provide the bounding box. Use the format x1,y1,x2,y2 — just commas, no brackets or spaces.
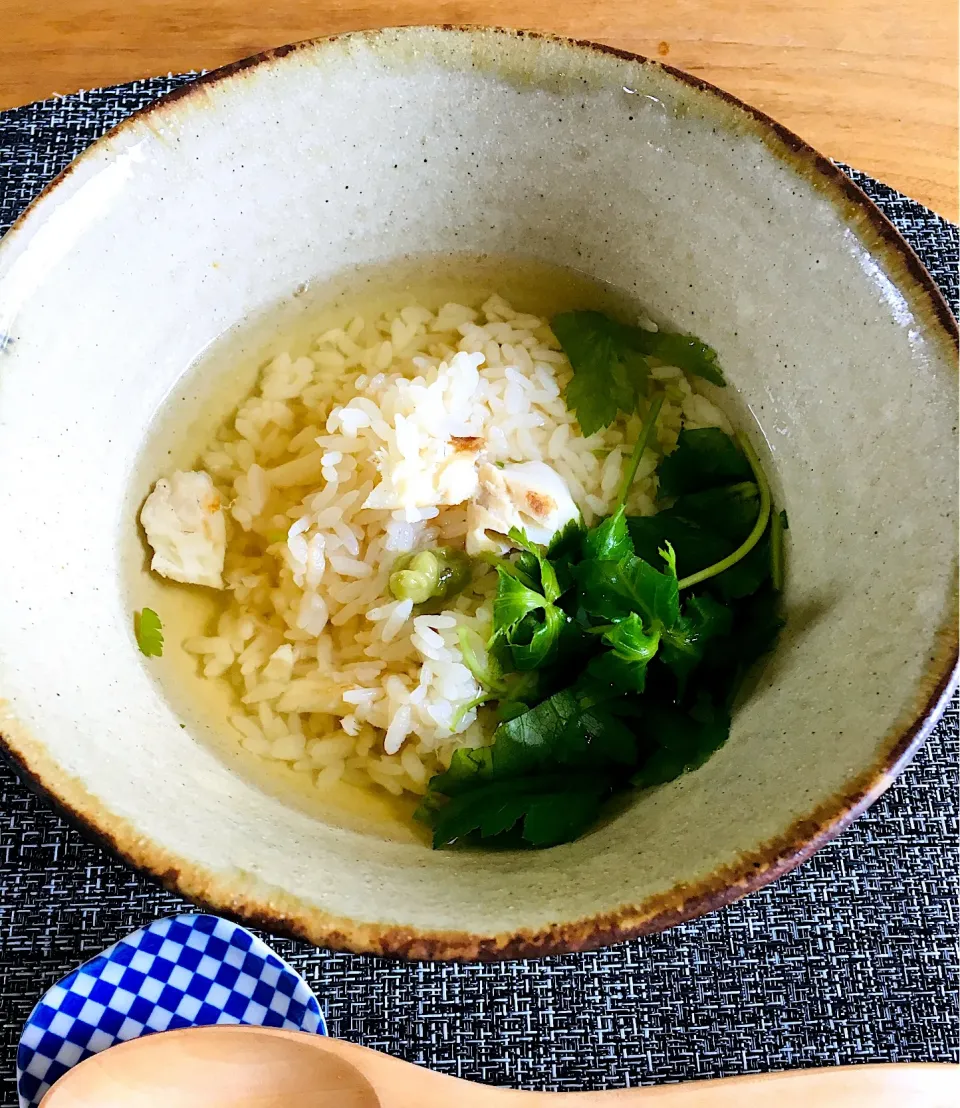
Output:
1,24,957,961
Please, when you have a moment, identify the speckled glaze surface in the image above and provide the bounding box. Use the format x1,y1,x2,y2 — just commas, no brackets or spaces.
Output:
0,28,955,959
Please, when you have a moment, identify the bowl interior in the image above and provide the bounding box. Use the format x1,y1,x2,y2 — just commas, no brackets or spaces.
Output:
0,27,955,956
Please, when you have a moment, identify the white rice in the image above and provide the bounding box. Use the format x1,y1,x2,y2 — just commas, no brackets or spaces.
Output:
183,293,730,798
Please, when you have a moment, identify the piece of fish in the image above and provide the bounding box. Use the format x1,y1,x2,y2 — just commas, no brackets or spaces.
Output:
466,461,580,554
140,470,227,589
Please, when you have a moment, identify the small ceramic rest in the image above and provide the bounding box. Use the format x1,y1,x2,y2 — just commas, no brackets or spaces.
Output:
17,914,325,1108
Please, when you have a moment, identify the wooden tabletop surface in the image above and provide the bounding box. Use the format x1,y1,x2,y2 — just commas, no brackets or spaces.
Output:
2,1,957,220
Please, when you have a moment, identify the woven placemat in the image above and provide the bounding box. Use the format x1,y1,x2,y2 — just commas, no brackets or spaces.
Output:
0,74,957,1105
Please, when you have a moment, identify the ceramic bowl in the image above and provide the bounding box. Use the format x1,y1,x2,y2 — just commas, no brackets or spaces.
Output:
0,27,955,959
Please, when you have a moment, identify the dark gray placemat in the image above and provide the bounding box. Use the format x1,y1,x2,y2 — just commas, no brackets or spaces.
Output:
0,74,957,1104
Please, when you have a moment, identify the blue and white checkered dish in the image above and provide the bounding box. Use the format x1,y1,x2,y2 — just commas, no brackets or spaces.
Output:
17,913,326,1108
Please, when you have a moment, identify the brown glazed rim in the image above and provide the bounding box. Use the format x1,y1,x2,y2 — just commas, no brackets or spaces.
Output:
0,26,957,961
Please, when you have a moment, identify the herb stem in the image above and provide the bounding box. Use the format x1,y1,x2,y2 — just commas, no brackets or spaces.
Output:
724,481,759,500
450,693,491,731
457,626,503,691
677,431,772,590
617,393,664,509
770,507,785,591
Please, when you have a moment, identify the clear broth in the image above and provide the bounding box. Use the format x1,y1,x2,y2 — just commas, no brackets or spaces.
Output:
124,252,759,842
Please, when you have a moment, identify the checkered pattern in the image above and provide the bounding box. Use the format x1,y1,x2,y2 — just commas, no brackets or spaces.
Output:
16,914,325,1108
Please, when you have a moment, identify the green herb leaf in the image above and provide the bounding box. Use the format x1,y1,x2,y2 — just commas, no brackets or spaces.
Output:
426,686,635,798
506,526,540,557
582,611,661,698
492,568,547,634
135,608,164,658
520,780,610,846
627,510,771,601
423,774,612,848
575,548,680,629
659,594,734,694
675,431,771,592
725,587,785,679
547,517,587,559
506,527,562,602
551,311,651,435
627,513,728,579
631,697,731,788
551,311,725,435
496,696,537,723
496,688,637,768
669,483,758,544
582,506,634,562
633,331,726,387
709,536,772,600
545,518,586,596
628,429,774,600
507,605,567,672
657,428,752,499
602,612,662,664
582,652,651,696
515,549,541,585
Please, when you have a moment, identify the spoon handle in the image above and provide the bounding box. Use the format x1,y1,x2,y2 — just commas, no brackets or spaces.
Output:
526,1063,958,1106
318,1038,957,1107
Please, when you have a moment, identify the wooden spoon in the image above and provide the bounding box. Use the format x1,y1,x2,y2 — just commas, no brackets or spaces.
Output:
40,1025,958,1108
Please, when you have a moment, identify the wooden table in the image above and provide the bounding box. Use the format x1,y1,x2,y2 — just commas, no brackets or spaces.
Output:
2,1,956,220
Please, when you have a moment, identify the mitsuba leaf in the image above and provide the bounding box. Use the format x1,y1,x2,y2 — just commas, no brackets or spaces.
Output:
627,514,728,579
508,605,567,671
575,546,680,629
578,610,662,699
631,331,726,387
496,689,636,768
424,774,612,848
548,517,587,559
520,782,610,847
581,505,634,562
726,587,785,677
505,527,562,602
631,697,731,788
420,681,640,847
669,483,758,544
552,312,726,437
551,311,651,435
428,688,636,797
710,535,771,600
659,594,734,694
493,568,547,635
628,436,771,600
583,650,650,697
657,428,752,498
602,612,662,663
